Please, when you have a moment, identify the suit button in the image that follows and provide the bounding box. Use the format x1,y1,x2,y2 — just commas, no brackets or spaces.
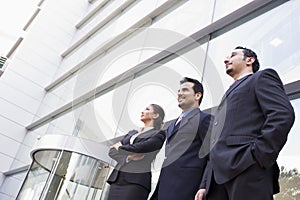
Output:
214,121,218,126
164,156,167,159
211,138,215,143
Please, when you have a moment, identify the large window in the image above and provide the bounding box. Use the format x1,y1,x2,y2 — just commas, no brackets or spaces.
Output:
212,0,253,21
204,0,300,108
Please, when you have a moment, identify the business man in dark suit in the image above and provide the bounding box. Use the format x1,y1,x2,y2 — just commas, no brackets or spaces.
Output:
150,77,212,200
107,104,165,200
195,46,295,200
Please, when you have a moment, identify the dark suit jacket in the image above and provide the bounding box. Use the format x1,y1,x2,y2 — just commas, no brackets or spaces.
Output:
107,129,165,192
151,108,212,200
202,68,295,194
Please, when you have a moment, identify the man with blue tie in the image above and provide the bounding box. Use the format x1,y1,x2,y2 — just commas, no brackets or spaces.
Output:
150,77,212,200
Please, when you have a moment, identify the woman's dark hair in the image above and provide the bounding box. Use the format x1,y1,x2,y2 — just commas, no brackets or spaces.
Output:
151,104,165,130
235,46,260,73
180,77,204,105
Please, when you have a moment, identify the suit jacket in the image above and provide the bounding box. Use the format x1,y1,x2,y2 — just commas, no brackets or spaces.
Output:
107,129,165,191
202,68,295,194
151,108,212,200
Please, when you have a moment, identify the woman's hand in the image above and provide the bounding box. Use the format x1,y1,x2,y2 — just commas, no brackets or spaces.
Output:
127,154,145,161
110,142,122,150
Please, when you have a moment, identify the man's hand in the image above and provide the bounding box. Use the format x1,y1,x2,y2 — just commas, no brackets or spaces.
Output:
195,189,206,200
110,142,122,150
127,154,145,161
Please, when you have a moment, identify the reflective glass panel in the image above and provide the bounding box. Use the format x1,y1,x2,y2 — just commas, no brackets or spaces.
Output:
206,0,300,99
115,42,210,135
152,0,215,36
17,150,110,200
213,0,253,21
17,162,49,200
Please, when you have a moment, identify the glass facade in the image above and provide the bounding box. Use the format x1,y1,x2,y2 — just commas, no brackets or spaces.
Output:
212,0,253,21
207,0,300,89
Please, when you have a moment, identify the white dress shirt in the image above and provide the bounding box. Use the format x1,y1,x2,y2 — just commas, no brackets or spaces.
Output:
129,126,154,144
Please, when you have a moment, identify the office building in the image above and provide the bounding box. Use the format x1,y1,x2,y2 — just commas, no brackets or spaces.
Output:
0,0,299,199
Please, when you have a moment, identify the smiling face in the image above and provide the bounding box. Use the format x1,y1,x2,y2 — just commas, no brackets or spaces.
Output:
177,82,201,112
224,48,254,79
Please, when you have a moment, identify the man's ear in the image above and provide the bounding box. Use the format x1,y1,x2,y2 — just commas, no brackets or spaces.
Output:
246,57,255,65
195,92,202,101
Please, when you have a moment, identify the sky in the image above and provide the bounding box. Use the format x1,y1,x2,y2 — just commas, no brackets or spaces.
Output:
0,0,39,56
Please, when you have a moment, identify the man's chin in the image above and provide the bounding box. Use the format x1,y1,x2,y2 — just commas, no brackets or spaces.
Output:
226,68,233,75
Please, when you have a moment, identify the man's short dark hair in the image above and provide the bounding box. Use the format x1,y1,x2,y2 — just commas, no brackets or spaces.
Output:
180,77,203,105
235,46,260,73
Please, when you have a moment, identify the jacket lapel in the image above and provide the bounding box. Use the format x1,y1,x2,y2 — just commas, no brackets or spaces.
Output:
122,130,138,144
133,128,156,143
219,74,252,107
167,108,200,142
179,108,199,128
166,120,176,141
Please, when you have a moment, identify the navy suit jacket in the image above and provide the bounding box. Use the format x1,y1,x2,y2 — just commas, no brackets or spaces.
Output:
151,108,212,200
201,69,295,194
107,129,165,191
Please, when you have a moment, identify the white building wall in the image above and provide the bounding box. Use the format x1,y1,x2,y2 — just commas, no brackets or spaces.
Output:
0,0,90,198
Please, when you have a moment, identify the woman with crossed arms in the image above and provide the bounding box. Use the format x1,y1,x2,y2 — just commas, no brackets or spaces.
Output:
106,104,165,200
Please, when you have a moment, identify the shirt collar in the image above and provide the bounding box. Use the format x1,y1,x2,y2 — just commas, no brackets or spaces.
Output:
237,72,253,80
181,107,198,118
